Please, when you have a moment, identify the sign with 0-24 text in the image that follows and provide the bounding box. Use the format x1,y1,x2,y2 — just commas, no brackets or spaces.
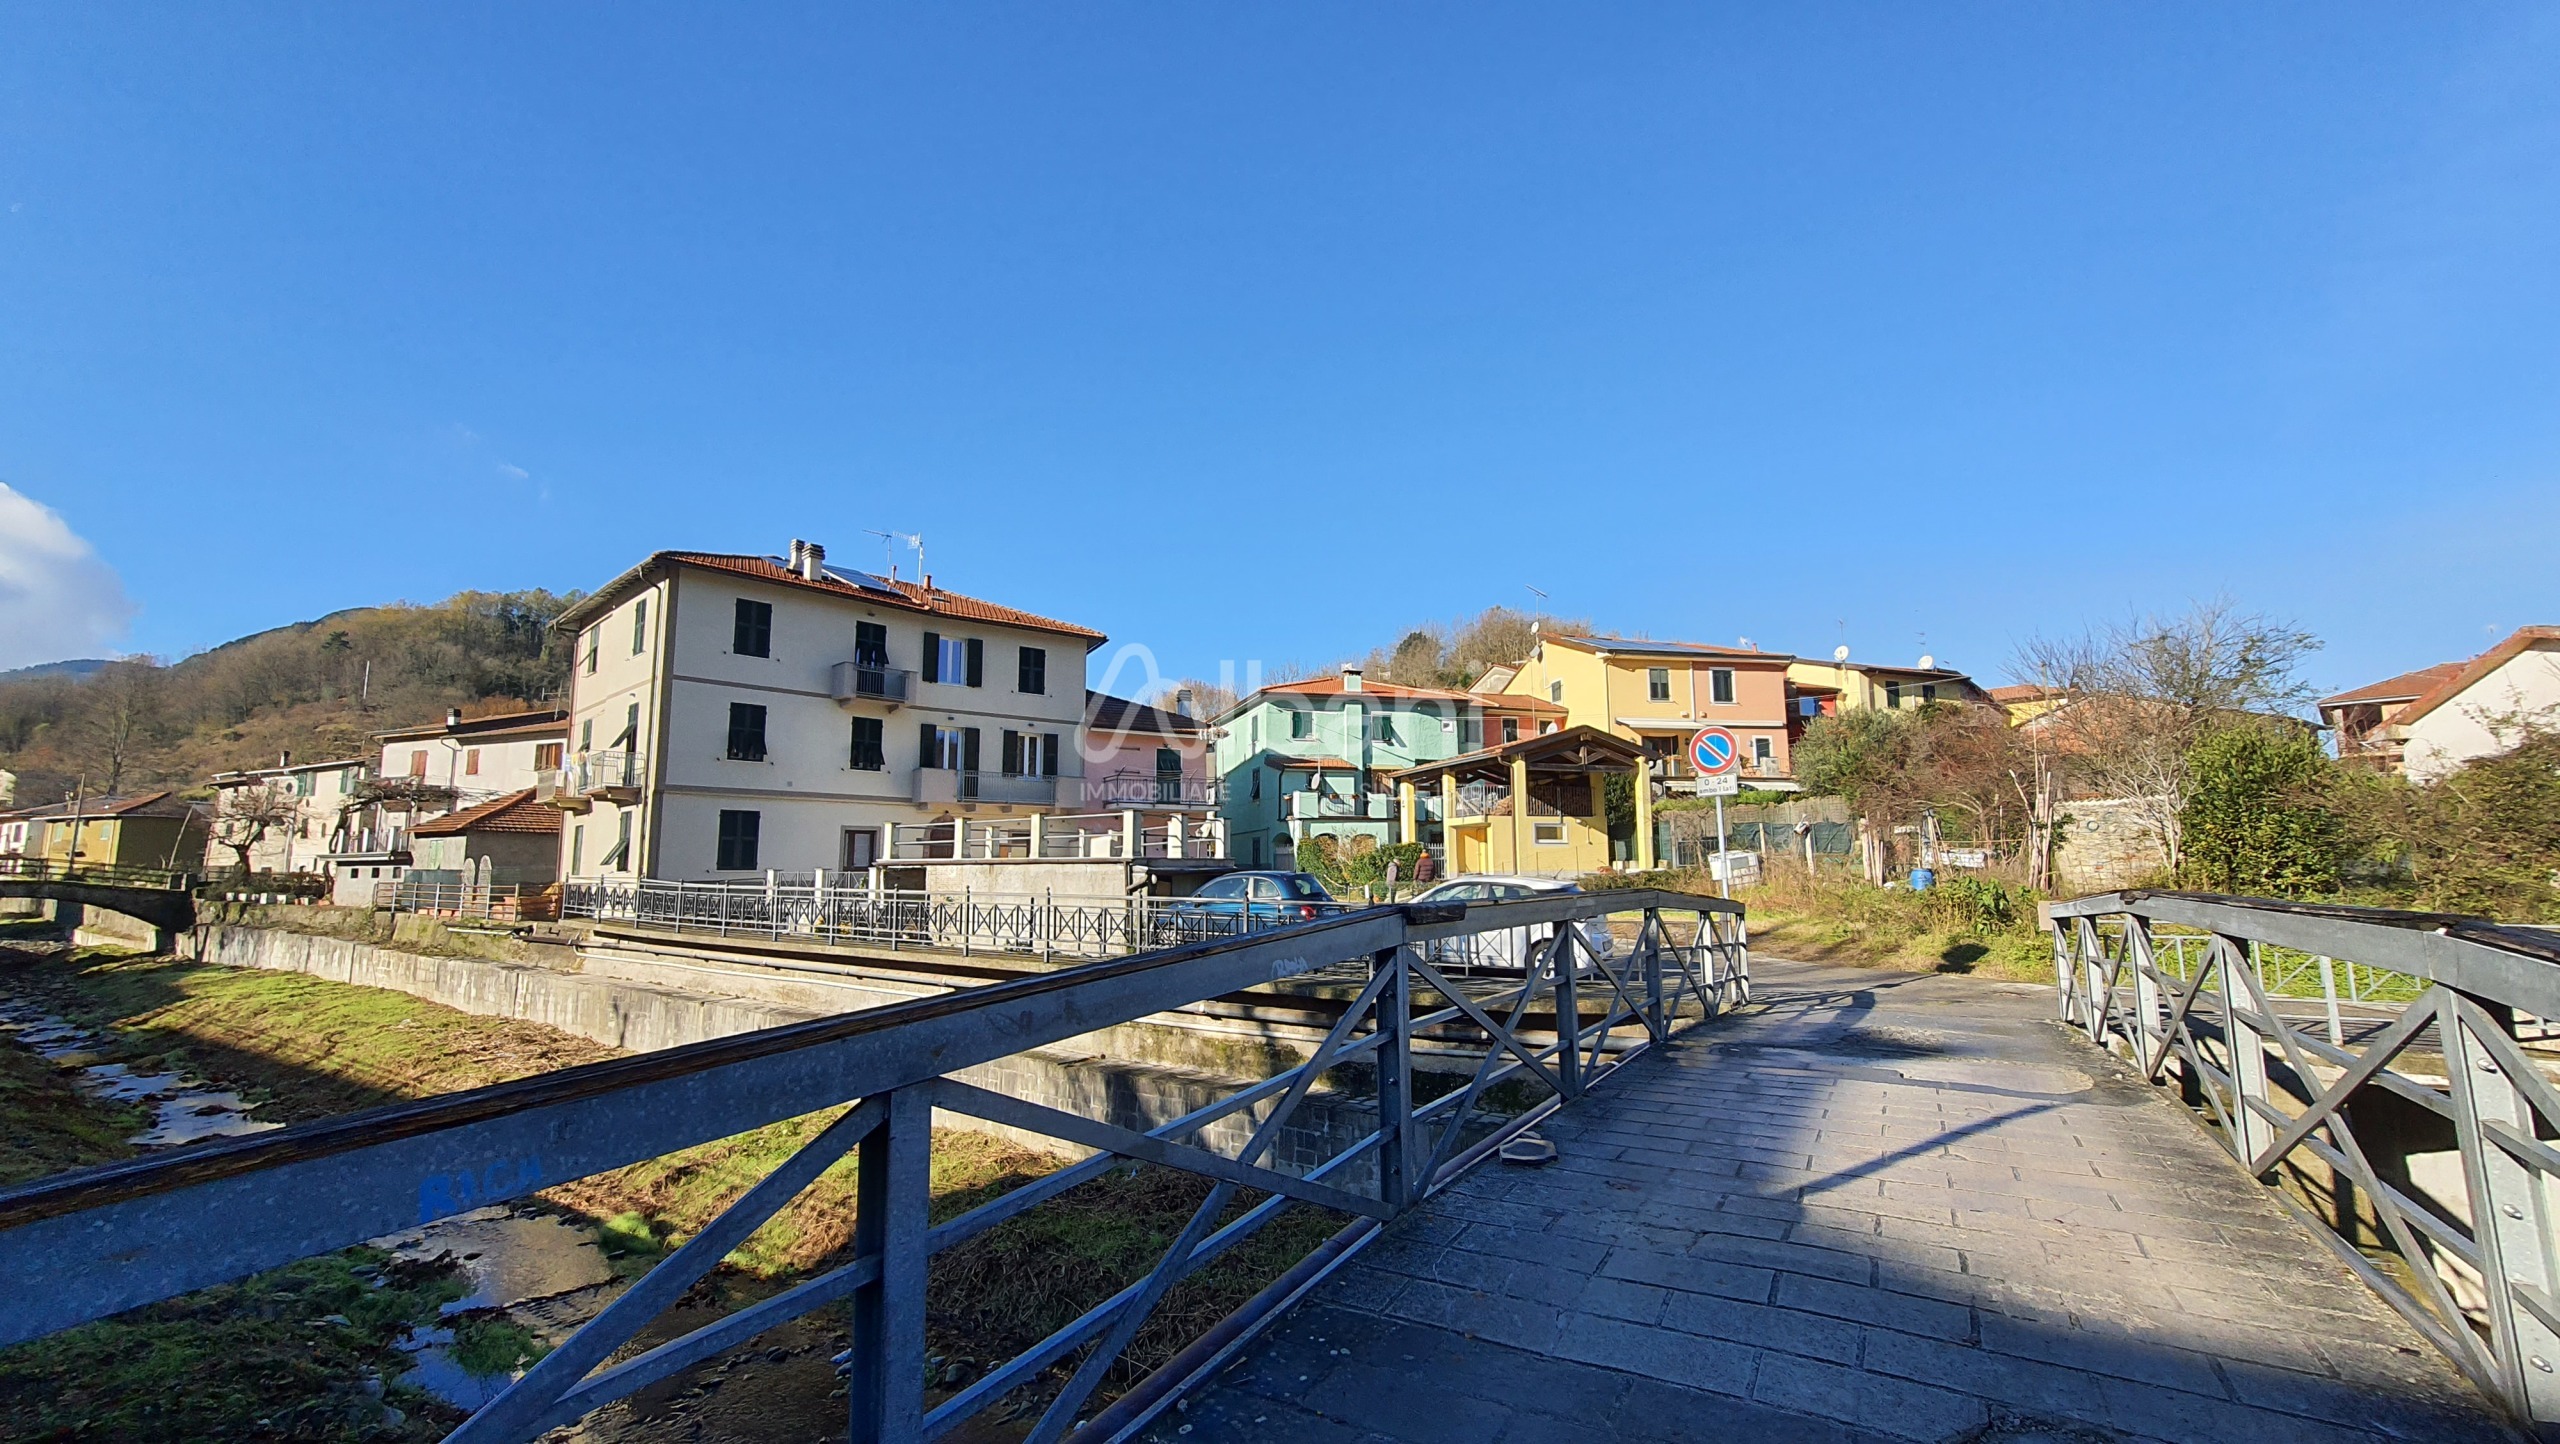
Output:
1694,773,1740,797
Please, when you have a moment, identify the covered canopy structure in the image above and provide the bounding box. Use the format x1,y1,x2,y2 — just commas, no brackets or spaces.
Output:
1382,725,1655,877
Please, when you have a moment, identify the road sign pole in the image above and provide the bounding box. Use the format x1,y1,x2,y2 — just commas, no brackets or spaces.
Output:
1714,793,1728,899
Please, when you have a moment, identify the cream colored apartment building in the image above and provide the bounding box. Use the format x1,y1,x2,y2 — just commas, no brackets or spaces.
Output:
547,541,1104,882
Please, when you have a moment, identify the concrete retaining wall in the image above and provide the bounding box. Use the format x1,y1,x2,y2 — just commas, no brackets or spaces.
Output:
179,923,1375,1181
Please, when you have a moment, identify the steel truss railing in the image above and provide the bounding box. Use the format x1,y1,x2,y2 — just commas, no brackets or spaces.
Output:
2050,890,2560,1432
561,876,1351,959
0,889,1747,1444
0,855,197,892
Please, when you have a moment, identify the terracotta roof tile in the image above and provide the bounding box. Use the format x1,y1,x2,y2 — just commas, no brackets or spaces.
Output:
2388,627,2560,729
413,789,562,838
662,554,1106,644
2318,662,2468,710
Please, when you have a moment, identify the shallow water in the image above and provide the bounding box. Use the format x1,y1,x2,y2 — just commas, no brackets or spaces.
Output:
379,1208,621,1408
0,1004,283,1145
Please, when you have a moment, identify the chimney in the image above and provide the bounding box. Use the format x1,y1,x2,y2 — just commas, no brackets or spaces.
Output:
447,707,463,730
1340,665,1363,693
1174,688,1196,720
920,572,934,592
787,538,807,573
800,541,826,581
279,750,291,768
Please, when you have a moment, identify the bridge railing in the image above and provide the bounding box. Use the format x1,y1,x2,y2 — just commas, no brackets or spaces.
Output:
0,855,196,892
0,889,1748,1444
2049,891,2560,1432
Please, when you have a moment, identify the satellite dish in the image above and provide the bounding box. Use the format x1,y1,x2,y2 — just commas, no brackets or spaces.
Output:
1833,645,1850,663
1919,654,1935,670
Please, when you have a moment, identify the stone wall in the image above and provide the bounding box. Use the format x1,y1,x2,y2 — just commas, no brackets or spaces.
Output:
2052,796,2172,894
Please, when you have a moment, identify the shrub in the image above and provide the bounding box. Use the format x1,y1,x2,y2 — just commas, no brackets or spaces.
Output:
2179,725,2342,897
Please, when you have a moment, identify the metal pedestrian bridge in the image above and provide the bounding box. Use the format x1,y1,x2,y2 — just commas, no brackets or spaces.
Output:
0,886,2551,1443
0,855,197,936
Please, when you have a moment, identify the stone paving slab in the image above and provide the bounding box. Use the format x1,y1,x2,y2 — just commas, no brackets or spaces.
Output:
1148,960,2514,1444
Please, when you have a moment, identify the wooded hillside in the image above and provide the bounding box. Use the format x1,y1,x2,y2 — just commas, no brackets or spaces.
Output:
0,590,578,808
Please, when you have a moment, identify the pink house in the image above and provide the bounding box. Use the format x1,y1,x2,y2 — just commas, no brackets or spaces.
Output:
1078,691,1213,811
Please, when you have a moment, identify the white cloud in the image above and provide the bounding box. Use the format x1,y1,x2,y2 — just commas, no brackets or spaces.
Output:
496,462,530,481
0,484,136,670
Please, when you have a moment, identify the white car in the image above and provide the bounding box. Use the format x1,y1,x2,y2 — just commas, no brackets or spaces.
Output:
1411,875,1616,974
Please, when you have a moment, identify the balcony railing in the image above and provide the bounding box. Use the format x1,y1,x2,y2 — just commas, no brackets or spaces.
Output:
538,751,647,809
374,879,558,922
830,661,913,708
890,811,1227,862
910,769,1066,807
1080,770,1217,809
1285,791,1394,821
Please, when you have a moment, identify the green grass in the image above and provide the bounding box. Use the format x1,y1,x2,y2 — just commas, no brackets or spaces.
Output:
0,1039,148,1186
0,1248,466,1443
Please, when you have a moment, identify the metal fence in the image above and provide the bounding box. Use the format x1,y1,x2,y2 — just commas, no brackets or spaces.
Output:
0,856,197,892
888,812,1226,864
2049,891,2560,1432
562,874,1345,958
0,888,1747,1444
376,880,559,923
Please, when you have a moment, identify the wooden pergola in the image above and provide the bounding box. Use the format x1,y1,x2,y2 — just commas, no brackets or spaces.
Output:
1383,725,1657,873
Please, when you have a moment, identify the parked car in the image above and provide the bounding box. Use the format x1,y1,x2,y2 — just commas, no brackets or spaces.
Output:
1410,874,1614,973
1158,871,1339,938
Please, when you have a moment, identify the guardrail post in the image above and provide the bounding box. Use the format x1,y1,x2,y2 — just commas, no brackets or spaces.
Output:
2220,935,2275,1168
848,1085,931,1444
1551,930,1582,1100
2127,917,2161,1070
2317,954,2345,1047
1642,907,1666,1038
1374,945,1414,1210
2440,997,2560,1423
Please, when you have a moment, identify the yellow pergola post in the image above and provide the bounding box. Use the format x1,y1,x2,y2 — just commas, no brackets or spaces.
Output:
1509,753,1532,873
1634,756,1656,871
1397,780,1418,846
1440,774,1462,872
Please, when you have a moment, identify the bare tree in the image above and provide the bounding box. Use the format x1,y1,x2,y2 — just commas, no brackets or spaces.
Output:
74,658,170,795
209,781,303,875
2013,600,2320,873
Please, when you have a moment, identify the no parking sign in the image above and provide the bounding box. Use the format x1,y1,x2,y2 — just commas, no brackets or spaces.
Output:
1689,726,1740,776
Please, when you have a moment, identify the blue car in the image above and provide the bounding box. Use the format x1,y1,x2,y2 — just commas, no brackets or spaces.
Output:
1159,871,1340,936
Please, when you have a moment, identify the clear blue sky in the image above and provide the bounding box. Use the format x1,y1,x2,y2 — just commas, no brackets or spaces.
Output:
2,5,2555,697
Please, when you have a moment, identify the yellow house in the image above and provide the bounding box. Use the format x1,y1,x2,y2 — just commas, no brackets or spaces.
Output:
1987,684,2070,727
1785,656,1990,718
1497,634,1798,784
27,792,209,871
1385,727,1645,877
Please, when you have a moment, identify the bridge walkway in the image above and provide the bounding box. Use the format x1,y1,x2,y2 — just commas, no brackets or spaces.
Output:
1152,959,2511,1444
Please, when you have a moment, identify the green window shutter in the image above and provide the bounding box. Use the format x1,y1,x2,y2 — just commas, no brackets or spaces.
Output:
1043,734,1060,777
919,722,940,769
921,632,940,683
965,638,984,688
962,727,981,773
1002,730,1022,775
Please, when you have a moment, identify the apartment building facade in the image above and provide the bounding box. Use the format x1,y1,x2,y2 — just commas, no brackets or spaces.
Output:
547,542,1104,882
1497,634,1798,785
375,708,570,814
1211,667,1481,869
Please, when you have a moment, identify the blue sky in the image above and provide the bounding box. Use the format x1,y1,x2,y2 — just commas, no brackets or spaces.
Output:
1,5,2555,698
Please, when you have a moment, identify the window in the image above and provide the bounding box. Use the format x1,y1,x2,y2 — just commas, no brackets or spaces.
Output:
579,719,593,751
631,599,649,655
1375,715,1398,745
1017,646,1046,695
1648,667,1671,702
1921,683,1938,704
1289,709,1312,739
1532,821,1567,845
1156,747,1182,778
1250,836,1264,867
849,716,885,771
582,628,599,675
1710,668,1736,706
854,621,889,668
716,810,760,871
1501,717,1520,744
617,702,640,748
840,827,877,870
726,702,769,762
570,824,584,874
601,808,634,869
1000,732,1061,777
1549,680,1564,704
535,742,563,770
408,750,428,778
1460,718,1483,751
1752,736,1773,765
1885,681,1903,708
463,748,481,776
1538,719,1557,735
920,633,982,686
919,724,979,774
1250,770,1262,801
733,598,773,658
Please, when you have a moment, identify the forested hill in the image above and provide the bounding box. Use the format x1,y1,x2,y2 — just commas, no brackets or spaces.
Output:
0,590,579,808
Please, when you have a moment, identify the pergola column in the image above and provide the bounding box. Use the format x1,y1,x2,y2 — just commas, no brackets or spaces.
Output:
1634,756,1656,871
1509,753,1532,871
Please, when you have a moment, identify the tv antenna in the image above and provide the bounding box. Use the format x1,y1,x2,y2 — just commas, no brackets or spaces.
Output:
1524,584,1548,601
864,530,898,578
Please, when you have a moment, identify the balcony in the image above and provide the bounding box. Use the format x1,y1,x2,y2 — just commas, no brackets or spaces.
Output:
538,750,647,810
1080,770,1218,809
831,660,913,709
912,769,1062,808
1285,790,1394,821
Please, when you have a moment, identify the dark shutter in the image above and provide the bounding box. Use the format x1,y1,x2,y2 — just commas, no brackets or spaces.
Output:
965,638,984,688
920,631,940,683
962,727,981,773
1044,734,1061,777
1002,730,1022,775
1018,646,1045,694
919,722,940,770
